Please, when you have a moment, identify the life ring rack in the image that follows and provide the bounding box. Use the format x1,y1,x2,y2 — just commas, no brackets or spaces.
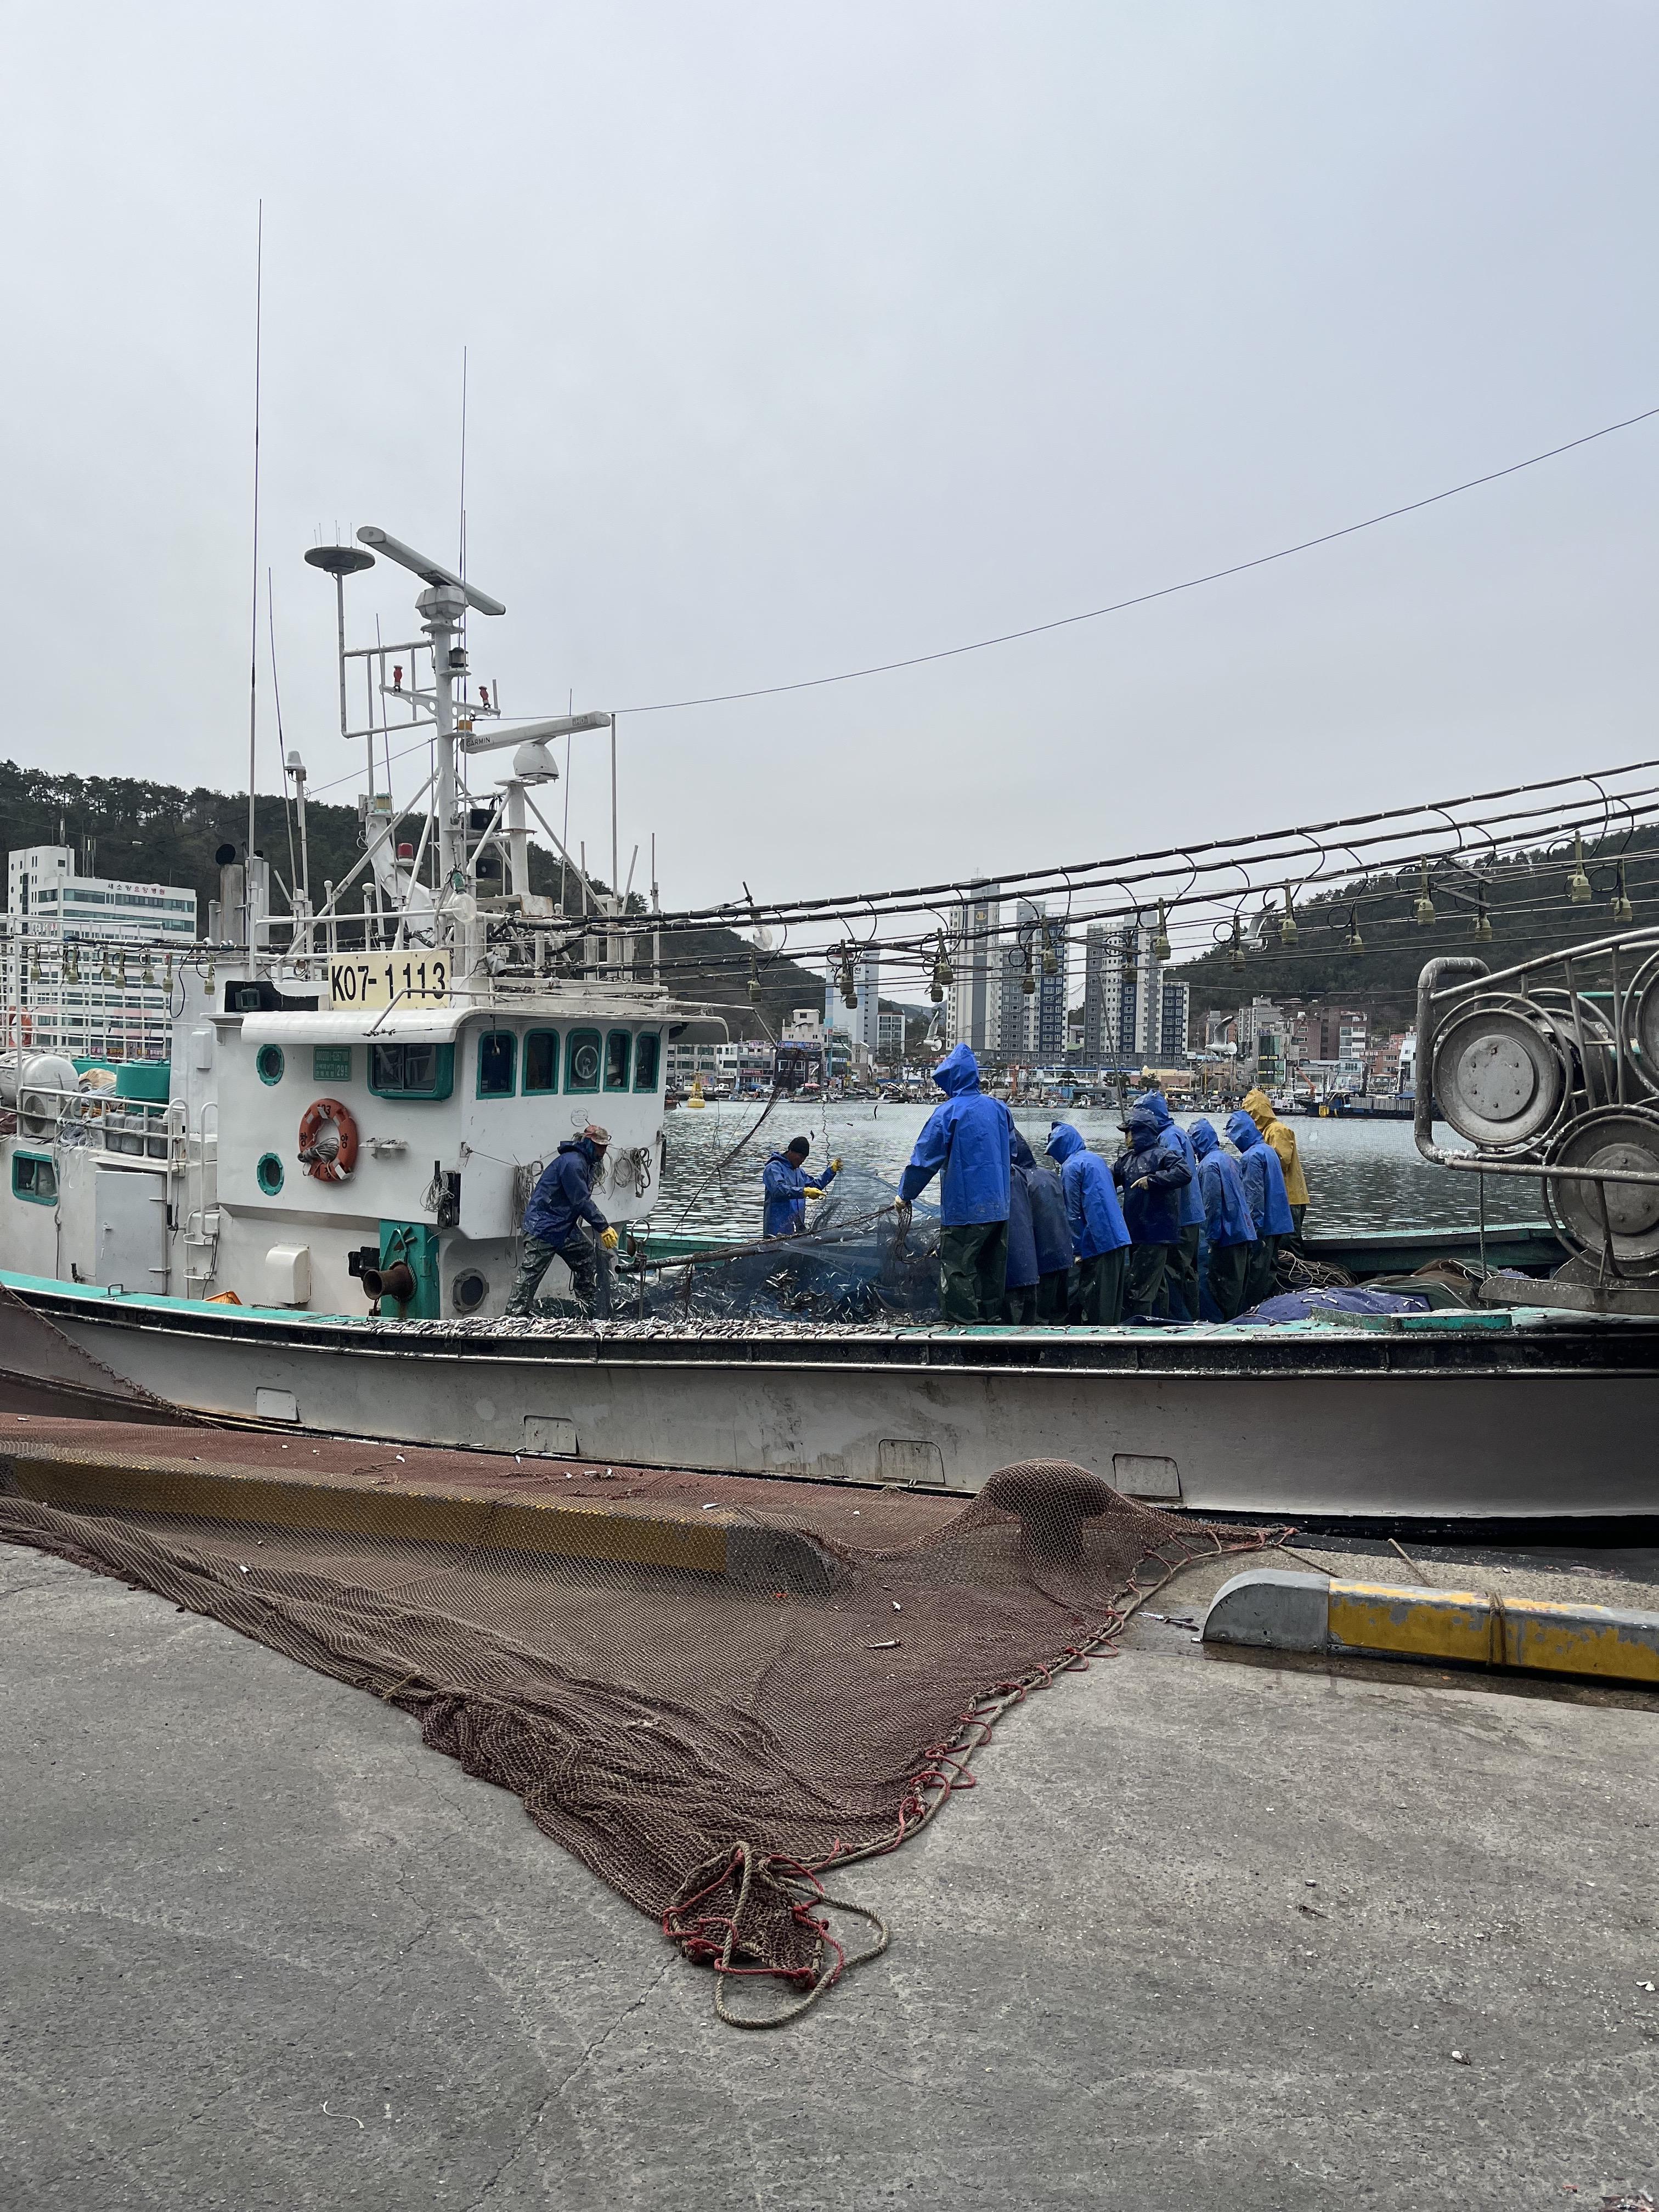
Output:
297,1097,360,1182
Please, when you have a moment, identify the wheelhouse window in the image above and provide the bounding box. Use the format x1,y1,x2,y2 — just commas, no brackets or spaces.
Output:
369,1042,455,1100
604,1031,631,1091
566,1029,601,1092
633,1033,661,1091
523,1030,559,1094
13,1153,56,1204
477,1031,516,1098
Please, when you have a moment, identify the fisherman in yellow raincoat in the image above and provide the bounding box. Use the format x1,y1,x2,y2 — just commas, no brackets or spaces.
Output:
1242,1087,1310,1238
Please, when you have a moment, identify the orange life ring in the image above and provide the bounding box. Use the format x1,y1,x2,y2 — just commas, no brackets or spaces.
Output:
297,1097,359,1182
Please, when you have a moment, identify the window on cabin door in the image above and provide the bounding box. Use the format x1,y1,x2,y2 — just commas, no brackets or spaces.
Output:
523,1031,558,1093
477,1031,516,1097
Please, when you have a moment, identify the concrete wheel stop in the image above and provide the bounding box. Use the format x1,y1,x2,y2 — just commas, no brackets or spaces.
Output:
1203,1567,1659,1686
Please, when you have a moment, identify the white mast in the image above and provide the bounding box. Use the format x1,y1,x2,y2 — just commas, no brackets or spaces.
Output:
353,527,506,949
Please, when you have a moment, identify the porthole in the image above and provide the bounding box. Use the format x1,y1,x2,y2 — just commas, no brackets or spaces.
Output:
256,1044,285,1087
566,1029,602,1091
452,1268,489,1314
256,1152,284,1195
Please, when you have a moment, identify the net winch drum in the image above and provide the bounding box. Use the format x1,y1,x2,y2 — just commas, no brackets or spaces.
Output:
1618,950,1659,1097
1429,997,1567,1152
1525,986,1620,1110
1542,1104,1659,1268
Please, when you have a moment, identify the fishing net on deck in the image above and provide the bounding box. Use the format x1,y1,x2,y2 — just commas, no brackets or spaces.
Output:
624,1165,947,1325
0,1430,1276,2023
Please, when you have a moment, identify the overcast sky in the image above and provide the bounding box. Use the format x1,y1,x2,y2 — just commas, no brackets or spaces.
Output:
3,3,1656,916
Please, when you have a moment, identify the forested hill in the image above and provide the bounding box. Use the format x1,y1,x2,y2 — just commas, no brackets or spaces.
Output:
1176,824,1659,1031
0,760,823,1033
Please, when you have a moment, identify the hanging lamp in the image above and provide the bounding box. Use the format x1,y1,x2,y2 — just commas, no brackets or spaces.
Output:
1413,861,1436,927
1568,834,1592,904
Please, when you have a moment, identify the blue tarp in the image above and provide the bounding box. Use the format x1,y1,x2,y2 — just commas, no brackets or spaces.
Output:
1231,1287,1432,1327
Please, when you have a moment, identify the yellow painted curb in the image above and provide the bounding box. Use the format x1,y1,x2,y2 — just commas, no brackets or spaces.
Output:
1330,1580,1659,1683
1328,1582,1493,1665
1205,1568,1659,1685
2,1446,730,1579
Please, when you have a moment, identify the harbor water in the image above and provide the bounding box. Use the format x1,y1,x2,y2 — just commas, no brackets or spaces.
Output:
653,1101,1547,1243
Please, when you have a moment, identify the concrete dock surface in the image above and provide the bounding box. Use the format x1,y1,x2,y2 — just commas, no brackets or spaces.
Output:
5,1507,1659,2210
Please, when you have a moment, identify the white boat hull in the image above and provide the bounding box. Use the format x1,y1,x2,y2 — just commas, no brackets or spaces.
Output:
15,1285,1659,1523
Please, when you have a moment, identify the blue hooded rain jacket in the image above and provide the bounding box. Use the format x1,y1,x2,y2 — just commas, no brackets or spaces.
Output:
898,1045,1014,1226
524,1138,610,1247
761,1149,838,1239
1226,1110,1295,1237
1024,1146,1075,1276
1188,1118,1257,1248
1046,1124,1131,1259
1006,1132,1040,1290
1140,1092,1205,1232
1111,1099,1193,1245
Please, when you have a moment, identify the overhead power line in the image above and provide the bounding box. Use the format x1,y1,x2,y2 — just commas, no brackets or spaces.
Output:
489,400,1659,720
650,752,1659,934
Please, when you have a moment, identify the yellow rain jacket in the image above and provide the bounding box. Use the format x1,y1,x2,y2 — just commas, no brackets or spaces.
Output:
1242,1087,1310,1209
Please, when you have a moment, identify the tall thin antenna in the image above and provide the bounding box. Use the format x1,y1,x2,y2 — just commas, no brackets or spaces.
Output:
245,200,264,896
561,726,572,914
267,566,298,902
457,344,468,703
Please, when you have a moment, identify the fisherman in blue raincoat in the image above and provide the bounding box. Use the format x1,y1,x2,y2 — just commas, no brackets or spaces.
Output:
506,1124,619,1313
1003,1131,1041,1325
897,1043,1015,1324
1024,1135,1077,1323
1046,1123,1131,1325
1139,1091,1205,1321
1112,1097,1193,1318
1188,1117,1258,1321
1226,1107,1294,1308
761,1137,841,1238
1002,1131,1074,1324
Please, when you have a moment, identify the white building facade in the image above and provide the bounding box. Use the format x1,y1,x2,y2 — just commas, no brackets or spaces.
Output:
822,949,881,1055
944,888,1072,1066
8,846,199,1059
945,881,1001,1058
1080,918,1189,1069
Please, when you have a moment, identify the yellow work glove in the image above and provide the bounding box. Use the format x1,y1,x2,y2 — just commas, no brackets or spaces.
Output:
599,1227,620,1251
830,1157,843,1172
803,1186,823,1201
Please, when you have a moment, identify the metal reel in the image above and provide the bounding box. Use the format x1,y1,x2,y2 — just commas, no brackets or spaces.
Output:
1620,950,1659,1098
1430,998,1566,1152
1526,986,1620,1108
1543,1104,1659,1268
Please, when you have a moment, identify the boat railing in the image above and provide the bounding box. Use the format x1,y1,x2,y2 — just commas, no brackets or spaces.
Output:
53,1090,184,1165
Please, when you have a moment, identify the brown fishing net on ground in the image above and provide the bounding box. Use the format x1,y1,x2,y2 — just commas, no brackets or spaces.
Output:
0,1457,1276,2024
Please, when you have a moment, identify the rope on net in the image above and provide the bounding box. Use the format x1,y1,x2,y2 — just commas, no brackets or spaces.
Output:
662,1469,1284,2027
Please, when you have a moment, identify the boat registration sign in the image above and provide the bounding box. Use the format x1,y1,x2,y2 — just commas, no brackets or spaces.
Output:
327,953,452,1010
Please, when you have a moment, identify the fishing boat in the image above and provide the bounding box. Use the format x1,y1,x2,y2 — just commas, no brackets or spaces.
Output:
0,527,679,1328
2,530,1657,1522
